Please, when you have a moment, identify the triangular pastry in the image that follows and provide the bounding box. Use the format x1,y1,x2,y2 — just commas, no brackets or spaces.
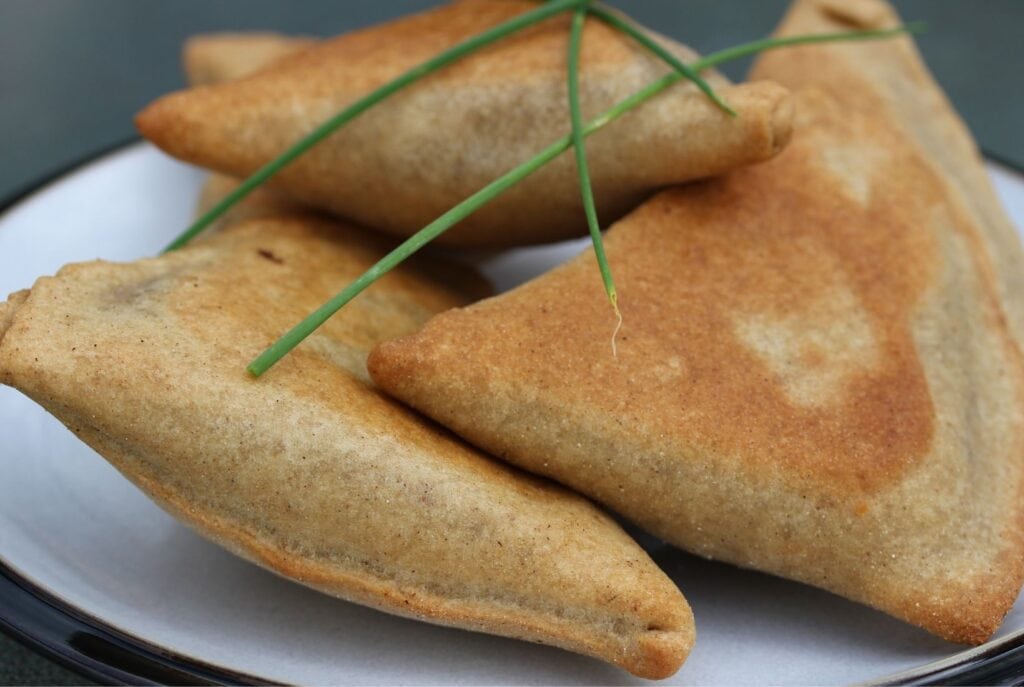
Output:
137,0,792,247
368,0,1024,644
0,216,694,678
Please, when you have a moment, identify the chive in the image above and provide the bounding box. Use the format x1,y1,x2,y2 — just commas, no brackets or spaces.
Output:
247,137,575,376
248,22,919,377
567,5,623,335
697,21,925,70
588,5,735,117
161,0,588,253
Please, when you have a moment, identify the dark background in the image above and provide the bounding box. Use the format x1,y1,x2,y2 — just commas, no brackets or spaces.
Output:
0,1,1020,683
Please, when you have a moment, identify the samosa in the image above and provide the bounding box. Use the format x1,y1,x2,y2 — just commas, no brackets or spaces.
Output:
0,215,694,679
369,0,1024,643
137,0,792,247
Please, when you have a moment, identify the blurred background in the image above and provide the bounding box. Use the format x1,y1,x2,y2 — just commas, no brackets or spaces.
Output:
0,0,1021,683
2,0,1023,204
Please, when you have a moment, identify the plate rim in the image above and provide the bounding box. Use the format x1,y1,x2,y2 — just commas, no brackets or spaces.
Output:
1,139,1024,686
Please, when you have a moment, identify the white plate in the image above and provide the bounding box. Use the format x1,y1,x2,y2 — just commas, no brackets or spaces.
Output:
2,142,1024,686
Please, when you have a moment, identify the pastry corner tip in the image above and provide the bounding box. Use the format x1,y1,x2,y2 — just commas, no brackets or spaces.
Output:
898,565,1024,647
769,84,795,154
744,79,795,157
0,289,31,382
134,90,194,151
727,79,795,160
134,97,169,142
0,289,30,341
623,621,696,680
366,335,421,388
612,589,696,680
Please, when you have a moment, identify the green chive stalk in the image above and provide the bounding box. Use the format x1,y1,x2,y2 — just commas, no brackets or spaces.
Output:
697,21,925,68
247,125,577,376
588,4,735,116
248,23,919,377
162,0,590,253
567,4,622,327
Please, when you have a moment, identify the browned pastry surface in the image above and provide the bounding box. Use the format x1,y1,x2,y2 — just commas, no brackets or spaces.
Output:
138,0,792,247
0,216,693,678
753,0,1024,366
369,0,1024,645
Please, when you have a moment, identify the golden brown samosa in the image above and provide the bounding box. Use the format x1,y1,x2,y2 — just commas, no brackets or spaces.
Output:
368,1,1024,644
183,32,316,86
137,0,793,247
0,216,694,679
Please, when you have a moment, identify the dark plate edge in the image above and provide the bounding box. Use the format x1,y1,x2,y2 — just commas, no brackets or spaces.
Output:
0,140,1022,686
875,629,1024,686
0,562,271,686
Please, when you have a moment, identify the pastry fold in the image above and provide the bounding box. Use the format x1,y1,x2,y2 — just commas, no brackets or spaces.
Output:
368,0,1024,644
138,0,792,247
0,216,694,679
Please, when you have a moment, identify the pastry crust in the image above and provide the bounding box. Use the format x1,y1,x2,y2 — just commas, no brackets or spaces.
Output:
752,0,1024,368
0,217,693,678
368,1,1024,645
138,0,792,247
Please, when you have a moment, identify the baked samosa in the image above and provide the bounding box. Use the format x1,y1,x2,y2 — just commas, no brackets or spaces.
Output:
0,216,695,679
137,0,793,247
368,1,1024,644
183,32,316,86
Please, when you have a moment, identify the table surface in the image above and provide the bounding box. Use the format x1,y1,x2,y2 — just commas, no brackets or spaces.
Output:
1,1,1020,684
